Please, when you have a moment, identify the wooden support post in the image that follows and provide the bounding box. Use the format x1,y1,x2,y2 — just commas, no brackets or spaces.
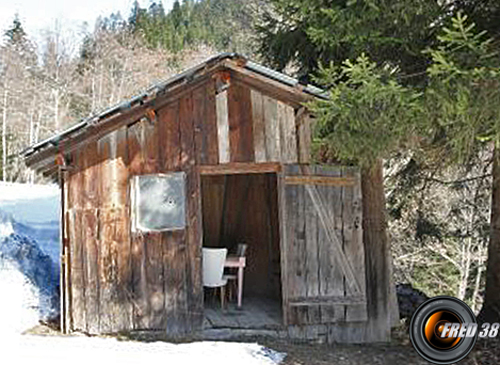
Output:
59,166,69,333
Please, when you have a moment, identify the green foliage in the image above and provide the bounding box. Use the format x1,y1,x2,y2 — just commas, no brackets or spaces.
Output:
124,0,255,54
424,12,500,163
257,0,444,83
308,54,421,166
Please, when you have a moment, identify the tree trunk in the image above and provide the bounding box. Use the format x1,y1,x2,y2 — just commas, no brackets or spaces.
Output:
478,148,500,322
360,160,399,341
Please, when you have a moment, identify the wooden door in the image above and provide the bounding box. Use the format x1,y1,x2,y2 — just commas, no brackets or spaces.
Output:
279,164,367,325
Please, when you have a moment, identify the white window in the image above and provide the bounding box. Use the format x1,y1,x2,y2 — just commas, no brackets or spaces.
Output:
131,172,186,232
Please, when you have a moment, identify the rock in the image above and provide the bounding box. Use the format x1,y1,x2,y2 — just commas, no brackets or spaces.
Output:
396,283,429,319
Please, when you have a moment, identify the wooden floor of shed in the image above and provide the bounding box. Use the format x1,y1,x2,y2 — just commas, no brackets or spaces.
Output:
203,297,282,330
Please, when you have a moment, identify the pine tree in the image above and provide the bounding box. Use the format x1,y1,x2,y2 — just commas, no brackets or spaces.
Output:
423,13,500,322
257,0,444,84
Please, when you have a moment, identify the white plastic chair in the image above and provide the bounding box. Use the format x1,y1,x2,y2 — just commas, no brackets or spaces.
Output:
202,248,228,308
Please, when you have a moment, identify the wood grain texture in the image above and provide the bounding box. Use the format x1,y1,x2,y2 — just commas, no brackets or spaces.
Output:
278,101,298,163
193,82,219,165
284,176,356,186
82,208,100,333
359,161,393,341
198,162,281,175
281,164,367,327
289,168,308,325
227,82,254,162
216,91,230,163
68,207,86,332
263,95,280,161
81,141,100,333
343,167,367,322
96,134,115,333
185,167,204,331
251,90,266,162
304,169,321,324
127,121,149,330
164,230,188,335
297,110,312,164
158,101,181,171
179,92,200,333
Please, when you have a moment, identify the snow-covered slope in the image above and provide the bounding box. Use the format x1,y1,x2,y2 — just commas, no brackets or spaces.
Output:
0,182,60,328
0,182,60,262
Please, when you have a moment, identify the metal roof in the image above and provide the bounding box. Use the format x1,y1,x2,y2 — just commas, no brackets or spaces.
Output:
21,52,326,158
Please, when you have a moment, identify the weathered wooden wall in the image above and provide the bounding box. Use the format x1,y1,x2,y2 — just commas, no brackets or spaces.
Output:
200,174,281,298
215,81,311,165
64,74,306,334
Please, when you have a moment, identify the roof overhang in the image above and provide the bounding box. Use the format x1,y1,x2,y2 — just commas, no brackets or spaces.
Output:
22,53,326,178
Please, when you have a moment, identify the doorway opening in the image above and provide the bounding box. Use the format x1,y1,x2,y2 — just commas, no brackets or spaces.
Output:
200,172,283,330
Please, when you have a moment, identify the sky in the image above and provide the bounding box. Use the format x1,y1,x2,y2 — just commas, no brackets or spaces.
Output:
0,0,176,39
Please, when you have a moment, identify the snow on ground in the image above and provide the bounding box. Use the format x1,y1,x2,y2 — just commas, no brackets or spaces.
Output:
4,335,285,365
0,182,60,262
0,258,40,334
0,182,285,365
0,182,60,321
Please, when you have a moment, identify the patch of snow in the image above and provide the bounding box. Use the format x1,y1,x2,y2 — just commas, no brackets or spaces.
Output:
0,218,14,238
3,336,285,365
0,258,40,336
0,182,60,263
0,182,60,323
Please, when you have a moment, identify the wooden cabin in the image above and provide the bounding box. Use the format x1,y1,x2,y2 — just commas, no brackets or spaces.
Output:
22,53,395,343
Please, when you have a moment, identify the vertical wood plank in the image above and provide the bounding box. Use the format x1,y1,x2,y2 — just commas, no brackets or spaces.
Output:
294,176,309,325
185,168,203,331
216,91,230,163
164,230,188,335
67,149,86,332
278,101,298,163
279,169,292,326
297,111,312,164
343,167,367,322
142,116,165,329
227,82,254,162
251,90,266,162
63,180,72,333
114,127,133,331
97,134,115,333
322,166,345,322
82,209,100,333
144,231,166,329
97,131,133,332
158,101,181,172
193,82,219,165
142,115,160,174
180,91,203,332
82,141,100,333
263,95,280,161
127,121,148,330
304,173,321,324
68,207,86,332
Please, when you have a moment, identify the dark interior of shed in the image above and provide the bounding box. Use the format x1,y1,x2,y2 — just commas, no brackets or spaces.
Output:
201,173,283,329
